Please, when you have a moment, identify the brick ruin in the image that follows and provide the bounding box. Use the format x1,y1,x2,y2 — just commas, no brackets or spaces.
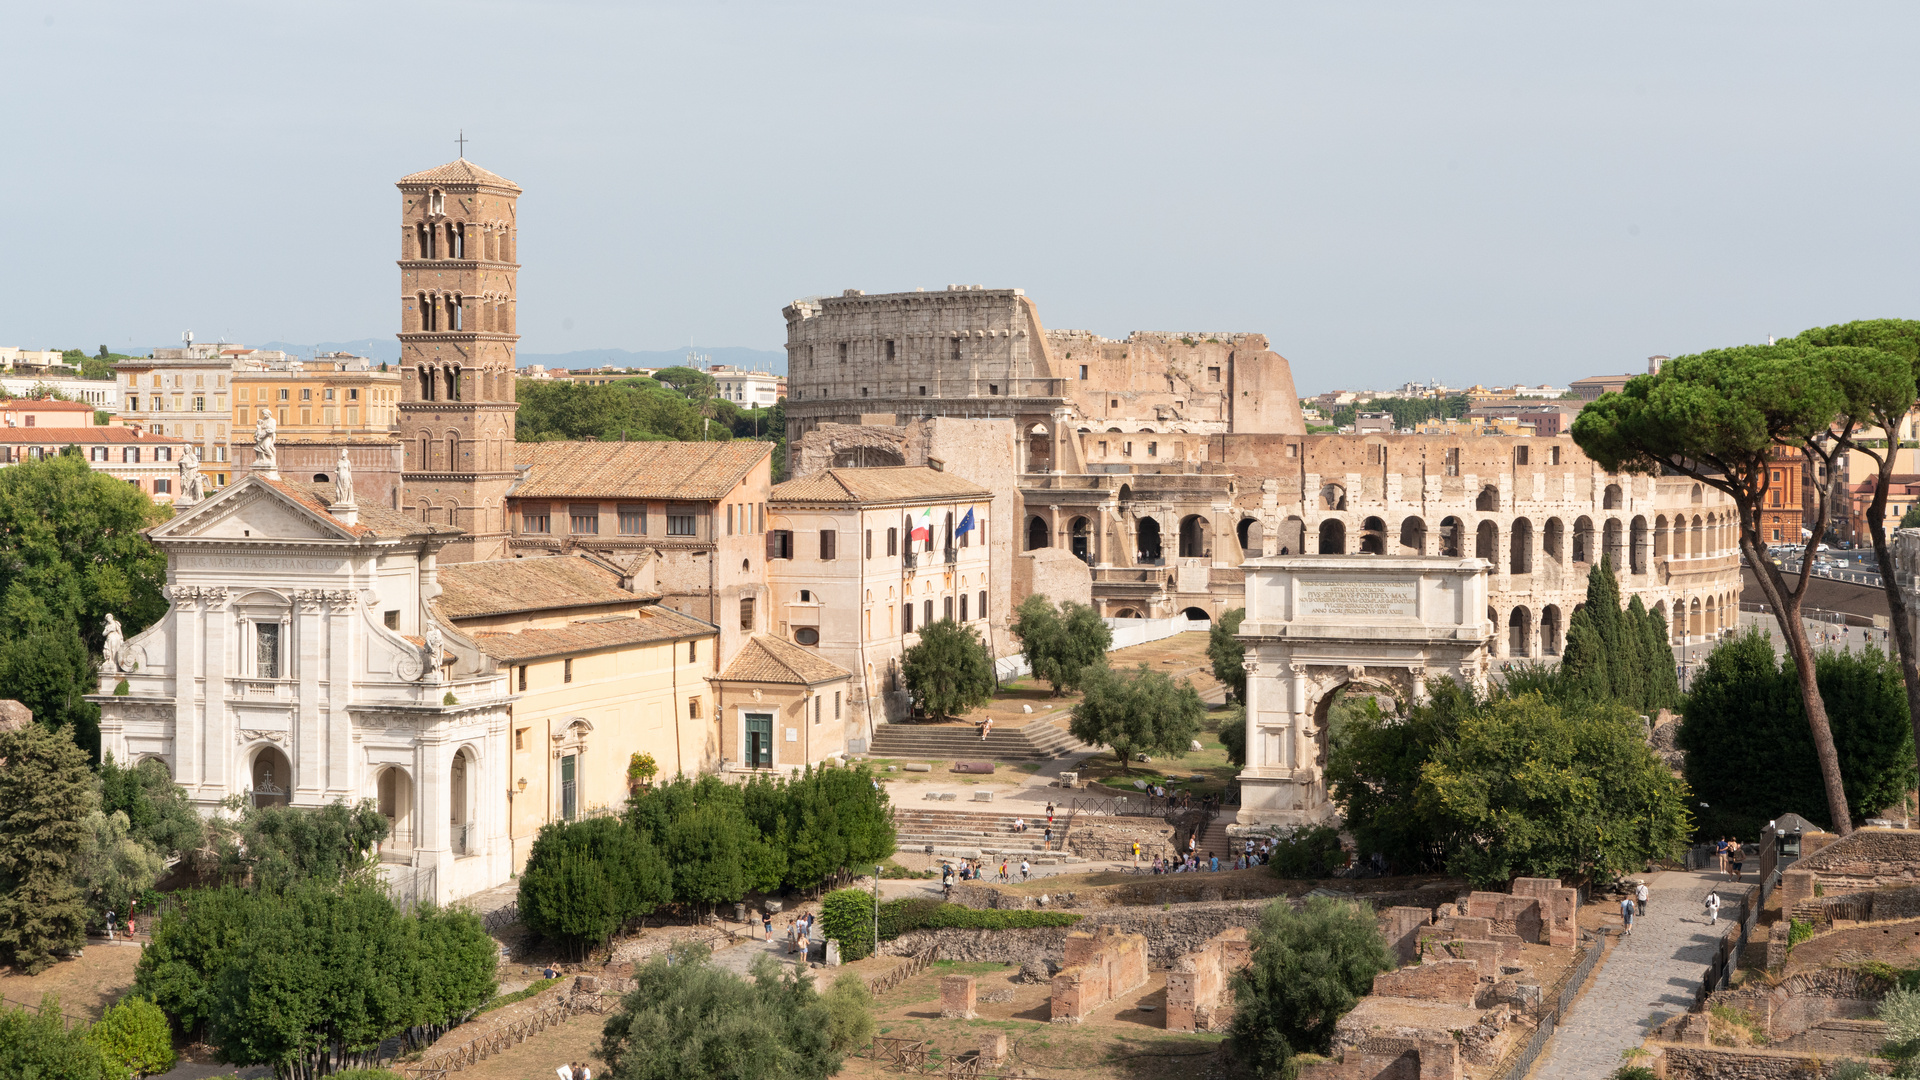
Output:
1778,827,1913,914
1645,969,1894,1078
1049,926,1149,1024
1165,926,1252,1032
940,974,977,1020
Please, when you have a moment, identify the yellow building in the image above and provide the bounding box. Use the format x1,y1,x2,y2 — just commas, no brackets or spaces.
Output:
432,554,719,870
231,359,404,437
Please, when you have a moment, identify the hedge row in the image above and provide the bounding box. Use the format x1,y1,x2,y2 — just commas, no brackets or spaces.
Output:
820,891,1082,960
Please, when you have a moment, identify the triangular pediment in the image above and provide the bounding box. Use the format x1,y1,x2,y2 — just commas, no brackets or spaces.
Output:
151,476,355,543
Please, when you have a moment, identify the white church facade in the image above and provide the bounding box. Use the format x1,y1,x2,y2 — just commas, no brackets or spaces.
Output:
91,471,516,903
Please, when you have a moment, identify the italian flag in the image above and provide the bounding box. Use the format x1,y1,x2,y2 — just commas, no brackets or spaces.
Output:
910,508,933,544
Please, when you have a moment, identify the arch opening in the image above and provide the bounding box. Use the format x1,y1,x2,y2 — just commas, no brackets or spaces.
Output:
1318,518,1346,554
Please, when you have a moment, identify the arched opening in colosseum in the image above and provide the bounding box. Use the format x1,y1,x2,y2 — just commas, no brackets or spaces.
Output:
1631,516,1649,573
1137,517,1163,562
1318,519,1346,555
1541,604,1563,655
1438,516,1463,557
1691,514,1705,557
1508,607,1532,657
1603,518,1625,569
1705,513,1719,555
1359,517,1387,555
1476,485,1499,512
1069,517,1091,563
1689,597,1703,637
1025,424,1053,473
1118,483,1132,507
1182,607,1211,625
1691,483,1704,504
1572,516,1595,564
1653,515,1668,558
1320,483,1347,511
1178,515,1211,558
1604,483,1624,510
1543,517,1564,564
1398,517,1426,556
1705,595,1718,633
1509,518,1533,574
1026,516,1050,551
1237,517,1263,557
832,445,904,468
1281,516,1303,555
1475,520,1498,562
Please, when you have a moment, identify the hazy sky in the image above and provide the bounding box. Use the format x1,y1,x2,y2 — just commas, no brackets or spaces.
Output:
5,2,1917,393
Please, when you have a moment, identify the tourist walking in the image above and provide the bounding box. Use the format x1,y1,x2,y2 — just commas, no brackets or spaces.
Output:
1131,841,1140,868
1715,837,1729,875
1044,824,1053,850
1635,880,1648,916
1619,894,1635,934
1000,857,1010,882
1705,891,1721,925
1729,838,1744,883
1020,858,1031,881
762,910,773,941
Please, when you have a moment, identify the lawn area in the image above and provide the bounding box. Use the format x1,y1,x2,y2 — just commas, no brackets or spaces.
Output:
1077,707,1238,798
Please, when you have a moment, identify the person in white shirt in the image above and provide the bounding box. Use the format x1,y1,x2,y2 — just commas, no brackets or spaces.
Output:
1705,891,1721,925
1635,881,1649,916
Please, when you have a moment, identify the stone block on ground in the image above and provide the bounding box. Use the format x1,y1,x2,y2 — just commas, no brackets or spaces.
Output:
953,760,995,774
825,940,842,966
973,789,995,801
941,974,978,1019
903,762,933,773
978,1032,1008,1065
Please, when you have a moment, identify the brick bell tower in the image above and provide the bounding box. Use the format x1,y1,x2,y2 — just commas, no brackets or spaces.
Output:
396,157,521,562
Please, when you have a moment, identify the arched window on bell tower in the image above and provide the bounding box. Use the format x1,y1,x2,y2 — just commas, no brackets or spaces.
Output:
417,293,430,331
414,223,428,260
449,295,462,331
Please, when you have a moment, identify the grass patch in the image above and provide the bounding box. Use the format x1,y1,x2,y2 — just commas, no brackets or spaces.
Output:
930,960,1015,975
478,976,561,1014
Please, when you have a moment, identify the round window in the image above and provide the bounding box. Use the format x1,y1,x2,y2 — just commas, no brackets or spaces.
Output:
795,627,820,646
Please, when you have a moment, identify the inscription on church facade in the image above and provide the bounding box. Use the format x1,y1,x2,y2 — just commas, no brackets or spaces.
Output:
1295,580,1417,619
182,555,346,574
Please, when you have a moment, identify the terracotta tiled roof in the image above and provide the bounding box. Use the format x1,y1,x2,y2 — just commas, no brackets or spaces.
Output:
0,400,95,412
268,480,464,540
770,467,990,506
434,555,655,619
715,635,850,686
512,441,771,501
0,428,182,444
469,606,713,663
398,159,522,190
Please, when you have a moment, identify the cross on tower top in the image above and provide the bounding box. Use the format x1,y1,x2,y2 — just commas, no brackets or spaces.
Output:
455,130,467,158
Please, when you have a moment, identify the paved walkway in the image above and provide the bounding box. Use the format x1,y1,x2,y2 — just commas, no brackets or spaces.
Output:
1532,869,1735,1080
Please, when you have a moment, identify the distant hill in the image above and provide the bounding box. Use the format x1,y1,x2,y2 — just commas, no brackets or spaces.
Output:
138,340,785,375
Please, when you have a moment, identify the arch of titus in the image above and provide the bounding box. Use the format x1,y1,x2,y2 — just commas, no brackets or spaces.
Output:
1236,555,1492,828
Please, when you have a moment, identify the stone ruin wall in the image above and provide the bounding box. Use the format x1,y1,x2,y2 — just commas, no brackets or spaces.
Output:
1049,927,1149,1023
1165,926,1251,1032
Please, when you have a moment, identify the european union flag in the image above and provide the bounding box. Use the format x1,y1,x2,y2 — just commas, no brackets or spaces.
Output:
956,507,976,535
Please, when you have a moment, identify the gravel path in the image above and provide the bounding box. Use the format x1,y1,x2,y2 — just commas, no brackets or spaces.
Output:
1531,869,1734,1080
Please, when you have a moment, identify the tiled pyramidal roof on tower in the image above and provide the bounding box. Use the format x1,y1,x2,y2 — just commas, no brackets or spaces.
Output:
397,158,522,190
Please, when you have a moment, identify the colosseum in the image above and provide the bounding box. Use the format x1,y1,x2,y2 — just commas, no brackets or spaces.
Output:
782,285,1742,669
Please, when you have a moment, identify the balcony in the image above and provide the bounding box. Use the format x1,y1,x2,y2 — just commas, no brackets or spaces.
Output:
943,547,958,564
902,549,919,568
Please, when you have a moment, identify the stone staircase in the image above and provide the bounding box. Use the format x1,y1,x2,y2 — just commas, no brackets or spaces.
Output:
868,718,1089,762
891,807,1078,860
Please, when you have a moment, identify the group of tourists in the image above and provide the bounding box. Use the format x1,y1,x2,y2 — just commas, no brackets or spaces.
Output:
946,855,1033,887
1715,837,1746,881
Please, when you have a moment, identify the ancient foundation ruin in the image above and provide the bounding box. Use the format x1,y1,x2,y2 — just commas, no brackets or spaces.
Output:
1049,927,1149,1024
1165,926,1252,1032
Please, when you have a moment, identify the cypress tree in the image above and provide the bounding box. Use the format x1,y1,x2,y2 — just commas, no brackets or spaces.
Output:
0,722,95,973
1559,605,1610,700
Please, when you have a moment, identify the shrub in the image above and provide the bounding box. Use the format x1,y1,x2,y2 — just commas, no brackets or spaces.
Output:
1267,826,1346,879
877,897,1081,937
1231,896,1394,1078
90,995,175,1077
518,816,670,958
479,976,561,1014
1788,918,1816,948
822,974,875,1053
819,889,876,961
0,994,125,1080
1612,1069,1657,1080
599,945,839,1080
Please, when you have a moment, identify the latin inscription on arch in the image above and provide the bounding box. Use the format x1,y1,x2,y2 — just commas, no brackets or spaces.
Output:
1296,580,1417,619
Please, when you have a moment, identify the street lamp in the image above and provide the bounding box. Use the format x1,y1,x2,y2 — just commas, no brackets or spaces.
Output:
873,864,883,959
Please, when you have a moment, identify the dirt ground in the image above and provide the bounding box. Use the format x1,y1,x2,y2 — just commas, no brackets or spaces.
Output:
1782,916,1920,975
0,940,142,1021
438,1009,607,1080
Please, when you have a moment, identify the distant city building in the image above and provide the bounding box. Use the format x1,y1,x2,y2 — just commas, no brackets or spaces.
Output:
0,399,186,499
0,374,118,408
1469,401,1580,438
0,347,66,369
1354,412,1394,434
708,365,780,408
114,341,274,469
1569,373,1635,401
